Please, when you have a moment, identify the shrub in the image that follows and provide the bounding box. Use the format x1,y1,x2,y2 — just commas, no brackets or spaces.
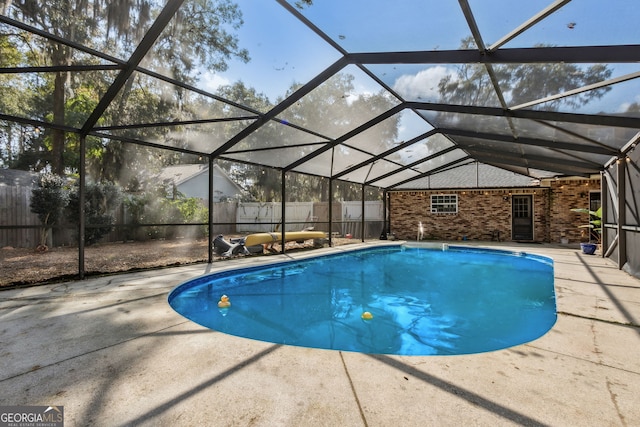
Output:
30,173,69,249
124,191,208,240
67,181,122,245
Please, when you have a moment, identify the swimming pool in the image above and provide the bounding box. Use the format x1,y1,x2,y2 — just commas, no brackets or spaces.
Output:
168,244,556,355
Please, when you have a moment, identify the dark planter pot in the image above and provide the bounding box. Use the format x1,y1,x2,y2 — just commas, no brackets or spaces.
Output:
580,243,597,255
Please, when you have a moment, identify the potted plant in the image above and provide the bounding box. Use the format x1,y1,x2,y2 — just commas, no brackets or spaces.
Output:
570,207,602,255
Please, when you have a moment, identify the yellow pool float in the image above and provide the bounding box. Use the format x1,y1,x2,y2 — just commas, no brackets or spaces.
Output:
218,295,231,308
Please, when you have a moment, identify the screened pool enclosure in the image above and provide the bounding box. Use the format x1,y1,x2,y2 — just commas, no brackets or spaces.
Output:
1,0,639,284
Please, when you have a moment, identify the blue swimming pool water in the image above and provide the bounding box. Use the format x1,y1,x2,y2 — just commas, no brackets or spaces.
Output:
168,245,556,355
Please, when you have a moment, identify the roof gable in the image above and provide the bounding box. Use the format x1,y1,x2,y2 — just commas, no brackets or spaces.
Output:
397,162,537,189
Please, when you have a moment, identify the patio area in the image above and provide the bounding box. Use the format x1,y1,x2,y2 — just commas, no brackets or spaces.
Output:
1,241,639,426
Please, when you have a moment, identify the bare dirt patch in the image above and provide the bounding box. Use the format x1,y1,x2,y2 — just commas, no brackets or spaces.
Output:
1,237,363,289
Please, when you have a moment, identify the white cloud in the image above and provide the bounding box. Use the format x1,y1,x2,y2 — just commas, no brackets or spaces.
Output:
345,92,360,105
397,110,433,142
200,71,231,93
393,66,455,101
618,102,631,113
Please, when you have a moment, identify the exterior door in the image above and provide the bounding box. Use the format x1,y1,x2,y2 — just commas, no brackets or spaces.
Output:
512,195,533,240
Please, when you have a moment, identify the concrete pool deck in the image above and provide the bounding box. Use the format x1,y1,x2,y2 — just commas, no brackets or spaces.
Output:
1,242,639,426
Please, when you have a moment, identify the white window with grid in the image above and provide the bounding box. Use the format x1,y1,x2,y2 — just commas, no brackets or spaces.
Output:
431,194,458,214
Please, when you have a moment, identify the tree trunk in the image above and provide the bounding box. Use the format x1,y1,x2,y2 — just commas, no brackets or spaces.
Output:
51,40,71,176
51,70,66,176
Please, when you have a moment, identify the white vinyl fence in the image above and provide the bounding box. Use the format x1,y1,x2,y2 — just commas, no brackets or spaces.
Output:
2,191,385,247
236,202,316,233
339,201,384,237
236,201,384,236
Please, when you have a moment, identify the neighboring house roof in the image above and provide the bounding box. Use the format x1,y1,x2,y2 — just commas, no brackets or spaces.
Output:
0,169,37,187
158,164,244,195
396,162,538,190
158,163,208,186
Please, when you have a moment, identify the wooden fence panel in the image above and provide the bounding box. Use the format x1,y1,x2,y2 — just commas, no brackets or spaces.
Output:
0,184,40,248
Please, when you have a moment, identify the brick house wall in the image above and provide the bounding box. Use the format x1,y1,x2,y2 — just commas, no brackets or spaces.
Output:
547,178,601,244
388,177,600,243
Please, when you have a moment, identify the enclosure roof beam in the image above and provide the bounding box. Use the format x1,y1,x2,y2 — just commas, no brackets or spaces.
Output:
224,141,326,155
134,66,266,116
209,57,349,159
510,70,640,111
0,15,127,66
458,0,517,140
0,14,265,118
458,0,487,52
407,102,640,129
93,116,260,132
621,131,640,155
533,119,617,152
440,128,619,155
89,132,207,157
387,156,473,189
479,161,533,177
0,113,79,134
284,103,406,172
276,0,348,56
366,145,461,186
332,129,439,179
465,146,601,173
347,45,640,65
80,0,186,135
0,65,122,74
487,0,571,52
465,145,602,168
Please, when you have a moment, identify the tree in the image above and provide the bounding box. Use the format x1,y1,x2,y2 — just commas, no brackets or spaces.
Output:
2,0,249,176
432,37,614,173
66,181,122,245
438,37,612,111
147,0,249,86
0,33,41,169
30,172,69,250
624,102,640,114
218,74,399,202
294,0,313,9
4,0,116,174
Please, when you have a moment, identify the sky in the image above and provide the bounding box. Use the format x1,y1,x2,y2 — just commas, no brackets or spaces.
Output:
199,0,342,103
197,0,640,120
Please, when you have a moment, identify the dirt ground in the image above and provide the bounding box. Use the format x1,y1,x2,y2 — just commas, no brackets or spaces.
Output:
0,237,363,288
